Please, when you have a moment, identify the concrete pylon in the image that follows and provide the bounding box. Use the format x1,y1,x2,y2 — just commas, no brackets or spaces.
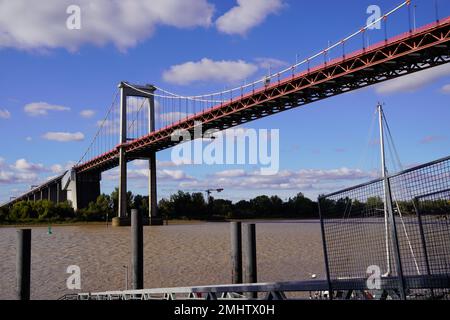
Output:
113,82,130,227
113,82,161,227
148,88,163,226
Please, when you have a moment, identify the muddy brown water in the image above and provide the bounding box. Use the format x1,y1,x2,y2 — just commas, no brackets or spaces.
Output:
0,220,325,300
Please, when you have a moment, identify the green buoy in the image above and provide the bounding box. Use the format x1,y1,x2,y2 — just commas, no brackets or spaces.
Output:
47,225,52,235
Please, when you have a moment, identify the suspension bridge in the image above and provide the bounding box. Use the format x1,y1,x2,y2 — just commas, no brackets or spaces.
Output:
2,1,450,226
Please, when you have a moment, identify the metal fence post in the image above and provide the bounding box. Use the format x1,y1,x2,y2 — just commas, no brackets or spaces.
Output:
16,229,31,300
131,209,143,290
318,198,333,300
230,222,243,284
244,223,257,299
385,178,407,300
413,197,434,298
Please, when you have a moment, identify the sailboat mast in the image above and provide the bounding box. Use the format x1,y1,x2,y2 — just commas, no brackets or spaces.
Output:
378,103,391,275
378,103,388,179
376,103,407,297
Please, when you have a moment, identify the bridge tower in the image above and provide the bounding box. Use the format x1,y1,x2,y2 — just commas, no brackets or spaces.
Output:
113,82,163,226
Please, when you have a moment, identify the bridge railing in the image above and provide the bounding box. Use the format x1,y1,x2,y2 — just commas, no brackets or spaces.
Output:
62,273,450,300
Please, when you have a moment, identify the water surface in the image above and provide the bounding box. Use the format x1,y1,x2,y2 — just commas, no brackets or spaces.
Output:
0,221,325,299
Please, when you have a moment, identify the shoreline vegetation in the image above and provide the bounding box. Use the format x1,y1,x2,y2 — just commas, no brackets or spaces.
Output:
0,189,318,225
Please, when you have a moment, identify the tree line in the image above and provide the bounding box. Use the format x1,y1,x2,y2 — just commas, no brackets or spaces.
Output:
2,190,448,224
0,189,319,223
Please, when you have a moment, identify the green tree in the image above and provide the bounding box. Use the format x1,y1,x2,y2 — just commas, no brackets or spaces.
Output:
250,195,272,217
9,201,34,221
55,201,75,220
0,206,8,222
158,198,173,221
211,199,232,218
33,200,57,221
287,193,317,218
110,188,133,217
80,194,113,221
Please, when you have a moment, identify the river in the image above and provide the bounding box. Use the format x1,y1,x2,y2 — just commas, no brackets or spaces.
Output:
0,220,325,300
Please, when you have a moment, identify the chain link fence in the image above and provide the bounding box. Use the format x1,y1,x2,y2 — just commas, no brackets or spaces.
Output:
318,156,450,300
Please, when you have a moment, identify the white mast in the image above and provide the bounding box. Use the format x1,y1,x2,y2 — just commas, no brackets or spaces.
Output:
378,103,392,276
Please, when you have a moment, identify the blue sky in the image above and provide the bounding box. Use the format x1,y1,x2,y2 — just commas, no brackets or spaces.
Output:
1,0,449,203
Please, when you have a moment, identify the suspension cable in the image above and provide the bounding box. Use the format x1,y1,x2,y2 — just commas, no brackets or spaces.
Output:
146,1,409,101
77,89,119,165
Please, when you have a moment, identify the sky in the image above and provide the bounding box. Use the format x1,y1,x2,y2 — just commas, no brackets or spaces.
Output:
0,0,450,204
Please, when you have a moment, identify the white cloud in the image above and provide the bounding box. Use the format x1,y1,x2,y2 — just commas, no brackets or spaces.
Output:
103,167,194,182
133,159,183,168
13,158,46,172
50,161,76,174
42,131,85,142
160,112,191,122
0,171,38,184
441,84,450,94
80,109,96,118
51,164,64,174
159,169,193,181
216,0,283,35
254,57,288,71
215,169,247,178
24,102,70,116
163,58,258,85
0,108,11,119
181,167,376,191
375,63,450,94
25,137,32,142
0,158,42,184
0,0,214,51
0,158,74,189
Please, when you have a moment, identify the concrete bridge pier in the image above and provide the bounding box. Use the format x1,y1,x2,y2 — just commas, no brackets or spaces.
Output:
73,172,101,210
65,169,100,211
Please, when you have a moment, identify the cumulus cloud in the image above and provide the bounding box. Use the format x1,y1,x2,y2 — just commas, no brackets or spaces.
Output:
254,57,288,71
42,131,85,142
216,0,283,35
13,159,46,172
24,102,70,116
215,169,247,178
50,164,64,174
162,58,258,85
0,158,42,184
0,171,38,184
181,167,377,192
0,0,214,51
103,167,194,182
0,158,76,191
133,159,184,168
80,109,95,118
0,108,11,119
160,112,191,122
375,63,450,94
50,161,76,174
159,169,193,181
